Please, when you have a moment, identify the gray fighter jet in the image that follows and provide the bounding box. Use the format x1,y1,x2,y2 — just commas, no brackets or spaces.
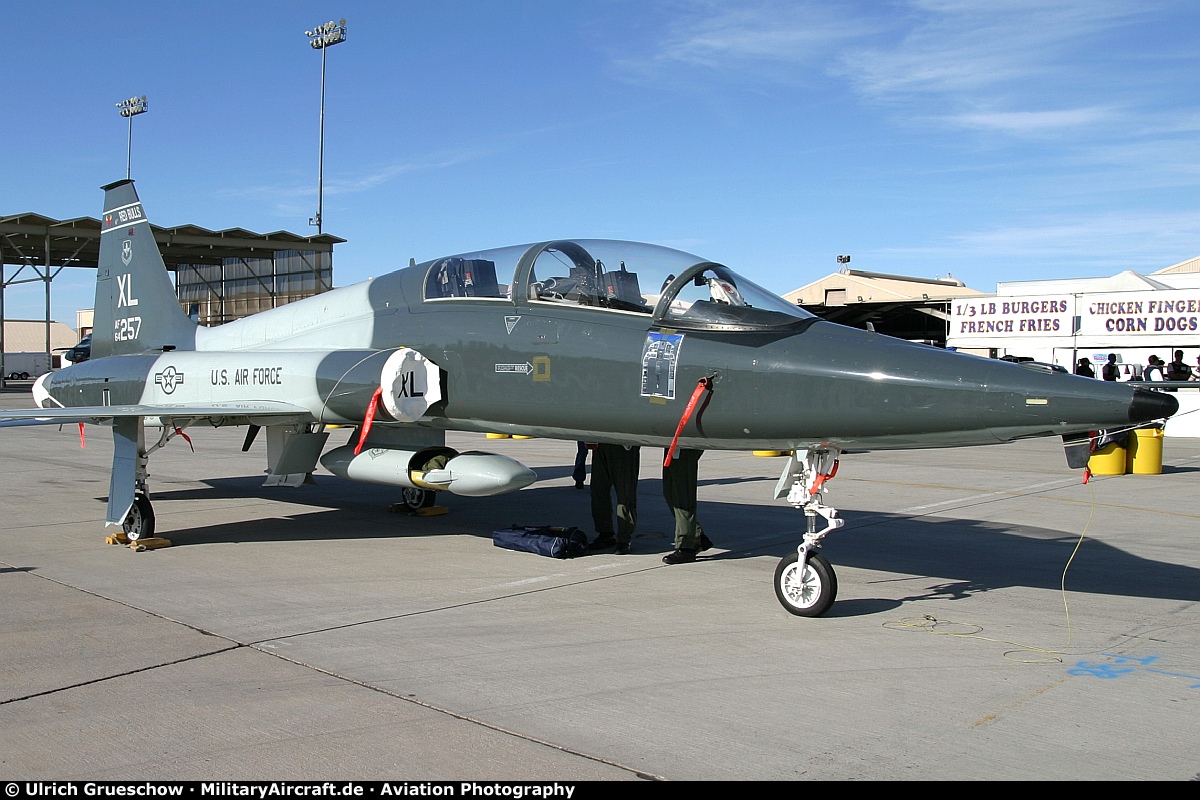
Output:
0,181,1178,616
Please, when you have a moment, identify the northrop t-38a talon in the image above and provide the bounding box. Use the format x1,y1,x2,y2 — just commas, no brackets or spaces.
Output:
0,180,1178,616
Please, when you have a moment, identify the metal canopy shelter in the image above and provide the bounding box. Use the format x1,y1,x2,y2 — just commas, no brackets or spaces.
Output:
803,300,953,345
0,211,343,386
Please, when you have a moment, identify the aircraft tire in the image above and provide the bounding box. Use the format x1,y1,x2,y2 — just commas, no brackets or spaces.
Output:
400,487,436,512
774,550,837,617
123,494,156,541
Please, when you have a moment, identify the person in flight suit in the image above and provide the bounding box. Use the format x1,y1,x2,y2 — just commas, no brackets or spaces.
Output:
588,443,640,554
661,448,714,564
573,441,590,489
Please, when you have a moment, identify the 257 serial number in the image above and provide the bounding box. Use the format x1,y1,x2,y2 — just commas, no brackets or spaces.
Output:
114,316,142,341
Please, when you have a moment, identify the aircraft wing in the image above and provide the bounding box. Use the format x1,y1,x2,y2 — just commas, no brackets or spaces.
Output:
0,401,314,427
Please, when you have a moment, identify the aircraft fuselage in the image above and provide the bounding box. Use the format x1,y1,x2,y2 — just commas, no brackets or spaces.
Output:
42,257,1173,452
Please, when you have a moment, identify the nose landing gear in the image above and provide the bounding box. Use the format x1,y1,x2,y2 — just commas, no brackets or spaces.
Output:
772,446,844,617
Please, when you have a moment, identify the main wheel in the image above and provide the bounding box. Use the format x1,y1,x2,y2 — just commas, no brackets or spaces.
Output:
399,487,436,512
123,494,156,541
774,550,837,617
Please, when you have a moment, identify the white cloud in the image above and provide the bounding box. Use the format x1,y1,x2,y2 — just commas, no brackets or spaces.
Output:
620,1,1169,138
947,106,1117,134
656,3,870,68
612,1,874,83
323,153,486,195
217,150,492,213
836,1,1148,99
623,1,1148,92
214,113,597,215
880,210,1200,267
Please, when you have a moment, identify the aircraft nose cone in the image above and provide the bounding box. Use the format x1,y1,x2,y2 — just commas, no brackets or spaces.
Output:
1129,388,1178,423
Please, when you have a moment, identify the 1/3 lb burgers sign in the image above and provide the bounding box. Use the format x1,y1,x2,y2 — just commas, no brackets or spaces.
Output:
952,296,1074,338
951,289,1200,342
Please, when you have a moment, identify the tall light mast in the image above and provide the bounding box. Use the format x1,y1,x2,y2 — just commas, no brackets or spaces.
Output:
116,95,148,180
305,18,347,235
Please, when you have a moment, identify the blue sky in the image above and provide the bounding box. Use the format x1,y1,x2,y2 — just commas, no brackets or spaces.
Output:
4,1,1198,325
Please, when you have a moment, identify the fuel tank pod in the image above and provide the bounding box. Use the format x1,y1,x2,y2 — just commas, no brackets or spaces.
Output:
320,444,536,497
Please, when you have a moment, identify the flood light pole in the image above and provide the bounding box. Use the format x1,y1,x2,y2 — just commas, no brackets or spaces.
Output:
305,18,347,235
116,95,148,180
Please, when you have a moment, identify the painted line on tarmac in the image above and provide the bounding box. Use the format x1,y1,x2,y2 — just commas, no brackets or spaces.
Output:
899,478,1074,512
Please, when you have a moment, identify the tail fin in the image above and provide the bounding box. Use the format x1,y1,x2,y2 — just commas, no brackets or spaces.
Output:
93,180,197,359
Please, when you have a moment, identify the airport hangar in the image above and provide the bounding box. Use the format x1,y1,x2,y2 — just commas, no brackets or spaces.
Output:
0,210,343,385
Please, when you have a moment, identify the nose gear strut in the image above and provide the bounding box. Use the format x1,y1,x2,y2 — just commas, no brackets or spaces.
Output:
772,446,844,617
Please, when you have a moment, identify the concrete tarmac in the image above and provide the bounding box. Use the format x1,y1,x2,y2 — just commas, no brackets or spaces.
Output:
1,397,1198,780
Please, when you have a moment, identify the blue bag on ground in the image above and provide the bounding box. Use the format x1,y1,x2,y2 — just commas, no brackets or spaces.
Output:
492,525,589,558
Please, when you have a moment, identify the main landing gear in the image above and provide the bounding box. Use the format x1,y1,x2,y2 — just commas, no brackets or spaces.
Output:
773,446,844,617
112,421,189,542
399,487,437,512
123,493,156,541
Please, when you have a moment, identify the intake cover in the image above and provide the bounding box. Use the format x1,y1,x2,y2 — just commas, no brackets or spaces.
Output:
380,347,442,422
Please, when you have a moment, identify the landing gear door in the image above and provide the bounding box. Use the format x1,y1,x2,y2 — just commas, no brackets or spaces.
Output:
107,416,142,526
264,425,329,487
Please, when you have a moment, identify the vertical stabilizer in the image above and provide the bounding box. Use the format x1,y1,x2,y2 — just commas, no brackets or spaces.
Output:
93,180,197,359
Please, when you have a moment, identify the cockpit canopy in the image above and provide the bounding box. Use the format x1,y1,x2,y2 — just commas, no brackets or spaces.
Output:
420,239,814,332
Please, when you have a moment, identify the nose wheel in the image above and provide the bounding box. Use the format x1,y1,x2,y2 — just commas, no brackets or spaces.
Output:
774,549,837,617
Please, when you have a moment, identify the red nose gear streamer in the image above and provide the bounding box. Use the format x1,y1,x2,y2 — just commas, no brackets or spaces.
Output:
664,376,714,467
174,426,194,453
78,423,86,449
1082,430,1098,484
811,457,839,494
354,387,384,456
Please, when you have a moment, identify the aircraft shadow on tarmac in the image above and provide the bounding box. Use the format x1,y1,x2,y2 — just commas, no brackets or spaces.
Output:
517,463,774,488
89,473,1200,613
